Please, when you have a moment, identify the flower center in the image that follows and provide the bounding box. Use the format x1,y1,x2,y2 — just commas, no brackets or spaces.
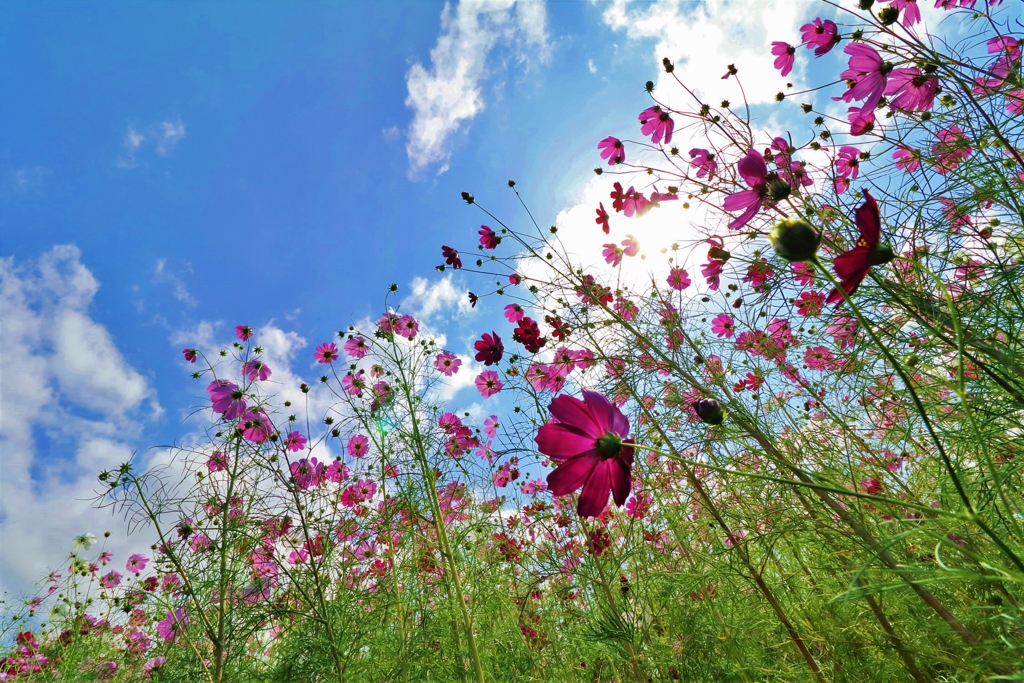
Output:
596,432,623,460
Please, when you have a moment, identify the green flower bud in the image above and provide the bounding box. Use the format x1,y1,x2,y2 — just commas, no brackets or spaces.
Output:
768,218,821,263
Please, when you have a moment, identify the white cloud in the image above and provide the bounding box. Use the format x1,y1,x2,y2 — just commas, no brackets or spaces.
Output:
117,126,146,168
153,258,198,308
154,119,187,156
117,118,187,168
11,166,52,193
402,274,473,322
0,245,160,597
588,58,597,74
599,0,814,106
405,0,550,176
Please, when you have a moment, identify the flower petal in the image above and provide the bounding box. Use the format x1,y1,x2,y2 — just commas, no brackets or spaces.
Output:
582,389,630,439
547,452,599,496
535,423,597,460
577,462,612,518
610,458,632,507
855,189,881,246
548,393,602,438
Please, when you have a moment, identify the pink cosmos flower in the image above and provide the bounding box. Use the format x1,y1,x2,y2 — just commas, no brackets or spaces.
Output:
326,459,348,483
800,18,840,56
284,431,307,452
837,43,891,112
347,434,369,458
479,225,501,249
156,609,188,643
182,348,198,363
933,126,972,174
638,105,674,145
598,136,625,165
503,303,525,323
743,258,775,289
771,42,796,77
475,370,503,398
602,243,623,267
242,360,272,382
621,234,639,256
100,571,122,588
236,325,253,341
207,380,247,420
125,554,149,574
291,458,324,491
667,267,691,290
537,390,634,518
793,262,816,286
396,315,419,340
315,342,339,364
689,148,717,179
240,410,273,443
885,68,938,111
893,147,921,172
143,657,166,676
835,176,851,195
483,415,499,439
988,36,1020,81
344,336,369,359
835,146,861,179
711,313,735,338
207,451,228,472
596,202,610,234
883,0,921,26
847,105,876,137
434,351,461,376
795,291,826,317
723,149,769,230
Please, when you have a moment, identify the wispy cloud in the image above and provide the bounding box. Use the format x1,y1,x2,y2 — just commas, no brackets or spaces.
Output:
117,118,188,168
152,258,198,308
11,166,52,194
404,0,550,177
0,245,161,597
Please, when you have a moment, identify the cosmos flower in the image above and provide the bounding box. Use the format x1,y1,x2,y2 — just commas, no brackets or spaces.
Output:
537,390,634,518
826,190,895,305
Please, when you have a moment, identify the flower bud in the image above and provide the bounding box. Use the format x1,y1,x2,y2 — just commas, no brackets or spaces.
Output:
878,6,898,24
767,179,791,202
869,243,896,266
693,398,725,425
768,218,821,263
708,246,731,262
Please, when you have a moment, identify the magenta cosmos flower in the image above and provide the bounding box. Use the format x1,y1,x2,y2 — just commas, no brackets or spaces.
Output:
242,359,272,382
638,105,674,145
125,554,149,574
800,18,840,56
156,609,188,643
207,380,247,420
434,350,461,376
344,336,369,359
315,342,339,364
771,42,796,77
478,225,501,249
597,136,625,165
475,370,503,398
235,325,253,341
837,43,891,112
474,331,504,366
182,348,198,363
723,149,770,230
537,390,634,518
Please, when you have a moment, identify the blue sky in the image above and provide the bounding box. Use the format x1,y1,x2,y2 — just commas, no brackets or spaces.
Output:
0,0,831,597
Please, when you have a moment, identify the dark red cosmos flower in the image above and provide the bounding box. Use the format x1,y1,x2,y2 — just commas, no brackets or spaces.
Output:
537,390,634,518
474,331,504,365
596,202,610,234
468,292,478,308
513,317,546,353
441,246,462,270
826,189,895,305
478,226,500,249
